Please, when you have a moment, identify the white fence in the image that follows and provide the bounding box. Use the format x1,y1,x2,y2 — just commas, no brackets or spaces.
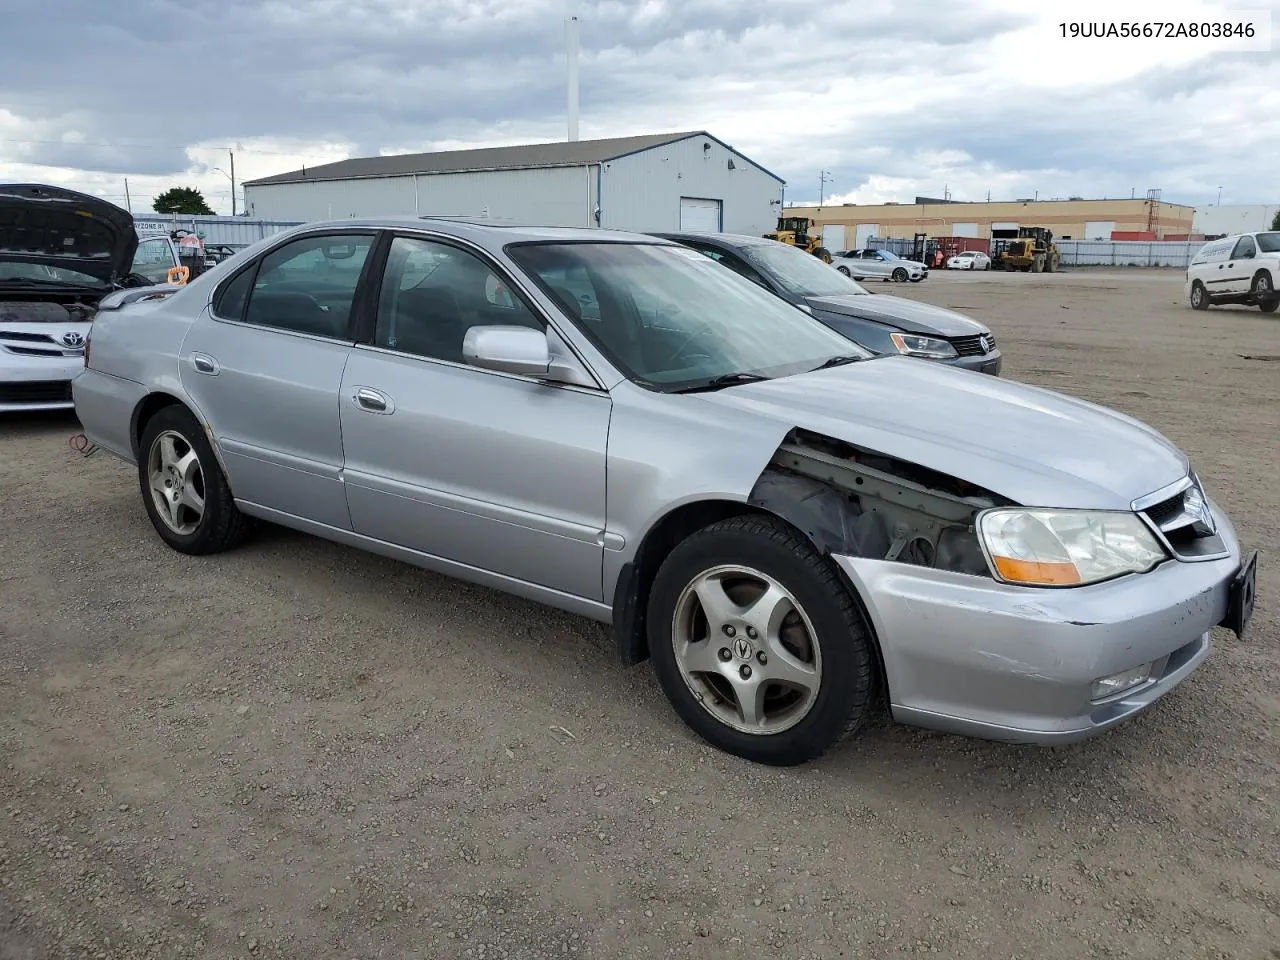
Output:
131,215,303,249
867,236,1204,268
1054,240,1202,268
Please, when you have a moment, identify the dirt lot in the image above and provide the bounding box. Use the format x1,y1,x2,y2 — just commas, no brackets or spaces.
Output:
1,269,1277,960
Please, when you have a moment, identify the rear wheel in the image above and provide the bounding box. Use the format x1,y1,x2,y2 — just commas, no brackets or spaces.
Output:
1189,281,1209,311
892,267,909,282
814,247,832,264
138,405,250,555
647,515,876,766
837,265,851,277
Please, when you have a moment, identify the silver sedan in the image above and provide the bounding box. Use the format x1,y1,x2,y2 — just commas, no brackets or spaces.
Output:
73,218,1257,766
831,248,929,282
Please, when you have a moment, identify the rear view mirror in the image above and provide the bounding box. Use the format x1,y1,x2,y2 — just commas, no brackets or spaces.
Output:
323,243,357,260
462,325,551,377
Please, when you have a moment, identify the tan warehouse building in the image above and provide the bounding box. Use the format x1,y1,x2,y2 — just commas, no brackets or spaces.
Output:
784,197,1197,251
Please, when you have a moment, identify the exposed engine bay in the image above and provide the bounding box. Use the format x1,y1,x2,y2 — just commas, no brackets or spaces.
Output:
749,427,1014,577
0,298,98,324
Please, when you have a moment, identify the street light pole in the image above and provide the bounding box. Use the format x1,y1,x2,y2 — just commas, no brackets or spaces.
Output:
230,150,237,216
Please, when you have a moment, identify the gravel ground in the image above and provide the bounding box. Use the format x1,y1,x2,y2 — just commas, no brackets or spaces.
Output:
1,269,1277,960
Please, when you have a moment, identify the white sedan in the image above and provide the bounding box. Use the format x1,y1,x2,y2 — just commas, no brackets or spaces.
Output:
947,251,991,271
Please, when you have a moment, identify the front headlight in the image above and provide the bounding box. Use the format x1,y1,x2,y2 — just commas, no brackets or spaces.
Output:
978,508,1167,587
889,332,957,359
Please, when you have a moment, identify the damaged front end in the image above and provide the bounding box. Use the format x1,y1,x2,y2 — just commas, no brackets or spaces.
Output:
749,427,1012,578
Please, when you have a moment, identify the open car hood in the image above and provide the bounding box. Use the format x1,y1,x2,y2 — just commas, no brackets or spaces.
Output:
0,183,138,286
805,293,990,337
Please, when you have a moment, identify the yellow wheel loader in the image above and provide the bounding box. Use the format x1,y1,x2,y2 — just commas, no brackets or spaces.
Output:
764,217,833,263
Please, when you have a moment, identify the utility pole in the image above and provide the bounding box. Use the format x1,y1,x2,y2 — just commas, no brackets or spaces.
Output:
123,178,132,213
566,1,581,142
818,170,832,207
229,149,237,216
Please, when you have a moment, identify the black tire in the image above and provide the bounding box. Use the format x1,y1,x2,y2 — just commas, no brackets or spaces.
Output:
1189,281,1209,311
837,266,851,277
1262,299,1278,314
891,267,909,282
1252,271,1274,306
646,515,876,766
814,247,832,264
137,405,250,555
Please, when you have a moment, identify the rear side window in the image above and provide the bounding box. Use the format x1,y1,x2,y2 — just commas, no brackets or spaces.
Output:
242,234,374,339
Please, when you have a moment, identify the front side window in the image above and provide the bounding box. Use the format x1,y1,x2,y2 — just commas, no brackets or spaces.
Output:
1232,236,1257,259
241,233,373,338
374,236,543,363
508,241,870,390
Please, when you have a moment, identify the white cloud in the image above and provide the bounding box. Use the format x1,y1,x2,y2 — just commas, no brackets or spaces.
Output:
0,0,1276,214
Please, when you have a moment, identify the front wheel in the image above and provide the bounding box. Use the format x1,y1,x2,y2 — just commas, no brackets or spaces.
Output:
1252,271,1275,308
892,267,909,282
1189,281,1209,311
138,405,250,555
837,265,851,277
647,515,876,766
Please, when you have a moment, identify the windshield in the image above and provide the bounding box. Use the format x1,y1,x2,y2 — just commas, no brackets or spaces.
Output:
735,241,872,298
1256,232,1280,254
0,261,106,286
507,241,871,389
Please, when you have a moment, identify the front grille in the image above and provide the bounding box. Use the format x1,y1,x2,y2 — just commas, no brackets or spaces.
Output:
1137,477,1229,561
0,331,58,344
949,334,995,357
0,380,73,404
4,345,65,357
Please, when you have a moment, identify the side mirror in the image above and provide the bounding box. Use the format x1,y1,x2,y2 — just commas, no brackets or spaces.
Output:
462,325,551,377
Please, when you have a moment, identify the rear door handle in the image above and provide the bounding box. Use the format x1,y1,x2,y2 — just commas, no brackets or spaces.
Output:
192,353,219,375
352,386,393,414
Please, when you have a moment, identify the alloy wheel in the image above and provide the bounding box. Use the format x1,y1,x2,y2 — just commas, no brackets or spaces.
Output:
147,429,206,536
670,564,822,735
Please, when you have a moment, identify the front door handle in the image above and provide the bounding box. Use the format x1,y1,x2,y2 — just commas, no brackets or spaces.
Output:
352,386,393,414
191,353,219,375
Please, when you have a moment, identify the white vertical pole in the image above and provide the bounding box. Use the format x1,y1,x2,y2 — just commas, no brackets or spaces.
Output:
566,9,580,141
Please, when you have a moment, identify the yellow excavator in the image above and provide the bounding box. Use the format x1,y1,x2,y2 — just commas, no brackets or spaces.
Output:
764,216,833,263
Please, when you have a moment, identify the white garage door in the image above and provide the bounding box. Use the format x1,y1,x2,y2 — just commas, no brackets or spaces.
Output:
822,224,846,251
679,197,722,232
855,223,879,247
1084,220,1116,239
951,222,979,237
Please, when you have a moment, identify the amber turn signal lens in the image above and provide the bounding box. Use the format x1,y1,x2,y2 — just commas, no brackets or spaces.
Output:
991,556,1082,586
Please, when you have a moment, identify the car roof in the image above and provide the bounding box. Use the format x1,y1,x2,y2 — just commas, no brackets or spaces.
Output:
281,215,675,247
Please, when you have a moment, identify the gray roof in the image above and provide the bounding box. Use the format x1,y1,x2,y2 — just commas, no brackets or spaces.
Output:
243,131,725,186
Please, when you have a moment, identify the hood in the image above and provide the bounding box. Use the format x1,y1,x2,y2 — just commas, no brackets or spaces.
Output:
804,293,989,337
696,356,1188,510
0,183,137,286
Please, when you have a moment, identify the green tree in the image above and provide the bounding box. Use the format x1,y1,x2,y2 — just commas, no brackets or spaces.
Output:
1271,208,1280,231
153,187,214,215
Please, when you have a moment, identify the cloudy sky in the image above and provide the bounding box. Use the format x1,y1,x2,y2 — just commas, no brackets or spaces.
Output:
1,0,1276,215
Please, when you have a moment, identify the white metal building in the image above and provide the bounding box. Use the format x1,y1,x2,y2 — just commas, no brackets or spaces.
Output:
241,131,785,235
1192,204,1280,237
